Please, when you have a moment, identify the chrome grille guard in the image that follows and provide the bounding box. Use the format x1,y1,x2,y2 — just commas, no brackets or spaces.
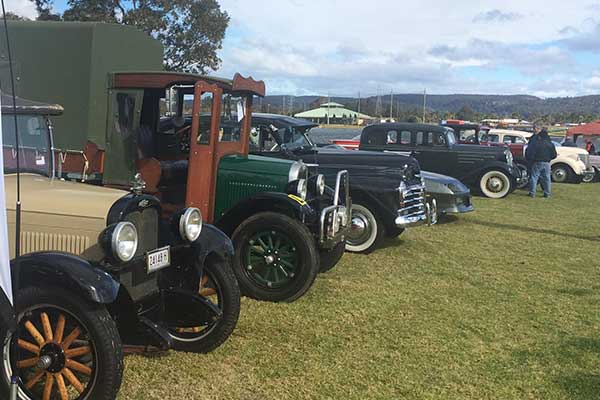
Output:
320,170,351,243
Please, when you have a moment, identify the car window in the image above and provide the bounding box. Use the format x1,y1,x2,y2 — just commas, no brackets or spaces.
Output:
400,131,411,145
219,94,243,143
416,131,424,145
2,115,51,176
433,132,447,146
386,130,398,144
514,136,527,144
487,134,499,143
459,129,477,143
197,92,213,145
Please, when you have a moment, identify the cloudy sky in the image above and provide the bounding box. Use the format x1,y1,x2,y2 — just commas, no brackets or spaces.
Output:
6,0,600,97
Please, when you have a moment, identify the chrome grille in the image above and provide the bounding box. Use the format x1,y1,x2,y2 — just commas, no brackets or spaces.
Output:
125,208,159,257
399,184,427,219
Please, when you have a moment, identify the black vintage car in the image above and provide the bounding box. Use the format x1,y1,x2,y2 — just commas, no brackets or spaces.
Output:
359,123,520,199
1,96,240,400
250,114,438,253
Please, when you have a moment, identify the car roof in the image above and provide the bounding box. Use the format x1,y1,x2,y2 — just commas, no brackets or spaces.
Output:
364,122,450,133
1,93,63,116
253,113,319,128
489,129,532,138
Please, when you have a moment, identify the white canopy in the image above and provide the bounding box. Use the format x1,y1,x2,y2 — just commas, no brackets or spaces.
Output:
0,95,13,304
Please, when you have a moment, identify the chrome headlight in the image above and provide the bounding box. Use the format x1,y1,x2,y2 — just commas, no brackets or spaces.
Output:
179,207,203,242
505,150,513,166
296,179,308,200
313,174,326,196
289,161,308,182
111,222,138,262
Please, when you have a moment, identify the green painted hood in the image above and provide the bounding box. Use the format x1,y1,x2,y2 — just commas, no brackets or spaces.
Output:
214,154,295,220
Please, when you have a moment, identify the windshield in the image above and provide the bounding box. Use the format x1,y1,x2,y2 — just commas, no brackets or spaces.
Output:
2,114,51,176
276,126,314,150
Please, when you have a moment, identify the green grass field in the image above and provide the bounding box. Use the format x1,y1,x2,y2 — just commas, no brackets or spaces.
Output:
119,183,600,400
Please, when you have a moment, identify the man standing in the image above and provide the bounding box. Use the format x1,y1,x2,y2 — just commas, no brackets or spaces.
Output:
526,128,557,198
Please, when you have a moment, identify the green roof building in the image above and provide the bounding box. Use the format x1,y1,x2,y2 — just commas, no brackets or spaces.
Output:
294,102,372,125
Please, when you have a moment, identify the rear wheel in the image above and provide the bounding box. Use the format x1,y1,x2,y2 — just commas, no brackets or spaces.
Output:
479,170,511,198
167,259,241,353
551,164,575,183
0,286,123,400
232,212,319,302
318,241,346,273
345,203,384,253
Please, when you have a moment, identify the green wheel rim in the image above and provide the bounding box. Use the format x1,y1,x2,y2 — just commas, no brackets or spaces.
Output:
244,230,299,289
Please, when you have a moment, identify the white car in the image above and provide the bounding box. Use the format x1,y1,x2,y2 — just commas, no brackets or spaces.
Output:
485,129,596,184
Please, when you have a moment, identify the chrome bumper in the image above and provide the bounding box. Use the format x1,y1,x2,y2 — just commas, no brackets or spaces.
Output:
394,183,436,228
320,170,351,246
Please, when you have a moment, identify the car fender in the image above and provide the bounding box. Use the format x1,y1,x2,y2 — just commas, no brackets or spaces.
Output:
551,156,586,175
215,192,316,236
461,161,517,185
12,252,120,304
190,224,235,268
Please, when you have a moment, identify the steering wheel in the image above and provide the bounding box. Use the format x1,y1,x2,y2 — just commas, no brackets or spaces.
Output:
175,125,192,152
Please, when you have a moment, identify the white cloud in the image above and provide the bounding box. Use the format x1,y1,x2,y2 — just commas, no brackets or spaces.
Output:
214,0,600,96
5,0,36,19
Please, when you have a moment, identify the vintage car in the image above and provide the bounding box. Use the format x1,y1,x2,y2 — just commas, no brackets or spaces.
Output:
344,123,519,198
1,95,242,399
54,73,349,301
481,129,597,184
251,114,473,251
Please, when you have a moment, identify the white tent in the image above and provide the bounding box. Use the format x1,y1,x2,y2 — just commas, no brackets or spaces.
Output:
0,95,12,304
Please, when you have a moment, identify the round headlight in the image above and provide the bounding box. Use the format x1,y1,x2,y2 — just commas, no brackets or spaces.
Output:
179,207,203,242
296,179,308,200
112,222,138,262
289,161,307,182
316,174,325,196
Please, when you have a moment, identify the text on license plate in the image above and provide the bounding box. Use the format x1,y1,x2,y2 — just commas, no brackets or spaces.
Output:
147,246,170,273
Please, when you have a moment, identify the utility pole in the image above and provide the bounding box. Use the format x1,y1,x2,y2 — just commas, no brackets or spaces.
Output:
282,96,285,115
290,96,294,115
390,91,393,120
357,91,361,126
327,92,330,125
422,89,427,123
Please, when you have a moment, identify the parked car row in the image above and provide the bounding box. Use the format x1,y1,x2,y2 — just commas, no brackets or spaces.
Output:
0,21,474,400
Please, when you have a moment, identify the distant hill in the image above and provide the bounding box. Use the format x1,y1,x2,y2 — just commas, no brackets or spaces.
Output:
256,94,600,121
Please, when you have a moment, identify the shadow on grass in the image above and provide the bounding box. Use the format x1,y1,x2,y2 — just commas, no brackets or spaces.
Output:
557,288,596,297
558,374,600,400
467,219,600,243
435,214,460,225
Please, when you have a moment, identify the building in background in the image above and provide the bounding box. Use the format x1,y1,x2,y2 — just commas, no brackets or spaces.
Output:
294,102,373,125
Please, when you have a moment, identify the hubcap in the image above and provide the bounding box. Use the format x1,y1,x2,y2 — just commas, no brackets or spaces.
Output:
347,210,374,246
553,168,566,181
487,177,504,192
244,231,298,289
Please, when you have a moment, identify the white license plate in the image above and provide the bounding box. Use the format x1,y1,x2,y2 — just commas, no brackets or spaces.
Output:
146,246,170,273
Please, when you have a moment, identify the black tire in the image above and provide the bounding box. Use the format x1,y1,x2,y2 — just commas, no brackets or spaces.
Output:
515,163,529,189
231,212,319,302
345,203,385,253
167,258,241,353
551,163,575,183
318,241,346,273
582,168,596,183
479,170,512,198
0,285,123,400
386,226,405,239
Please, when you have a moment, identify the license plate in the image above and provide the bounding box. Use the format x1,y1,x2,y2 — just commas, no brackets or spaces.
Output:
146,246,170,273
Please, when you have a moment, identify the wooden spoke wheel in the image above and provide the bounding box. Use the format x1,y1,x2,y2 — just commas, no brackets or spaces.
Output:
167,260,241,353
11,307,95,400
1,286,123,400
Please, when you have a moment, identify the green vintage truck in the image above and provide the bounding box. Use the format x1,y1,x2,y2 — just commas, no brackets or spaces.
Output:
2,21,350,302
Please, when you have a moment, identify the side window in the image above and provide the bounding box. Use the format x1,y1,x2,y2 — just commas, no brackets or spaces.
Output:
259,125,279,151
386,130,398,144
433,132,447,146
197,92,213,145
400,131,412,145
219,94,244,143
116,93,135,135
460,129,477,143
514,136,527,144
488,134,499,143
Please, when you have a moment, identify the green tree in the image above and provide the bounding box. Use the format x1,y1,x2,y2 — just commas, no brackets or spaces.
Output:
31,0,229,73
456,105,475,121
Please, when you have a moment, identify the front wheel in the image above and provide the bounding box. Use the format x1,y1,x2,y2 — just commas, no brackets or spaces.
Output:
318,241,346,273
479,170,511,198
0,286,123,400
551,164,575,183
167,258,241,353
345,203,384,253
582,169,596,183
232,212,319,302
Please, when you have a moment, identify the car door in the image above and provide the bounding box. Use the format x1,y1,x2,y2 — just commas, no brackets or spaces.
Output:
412,130,457,176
